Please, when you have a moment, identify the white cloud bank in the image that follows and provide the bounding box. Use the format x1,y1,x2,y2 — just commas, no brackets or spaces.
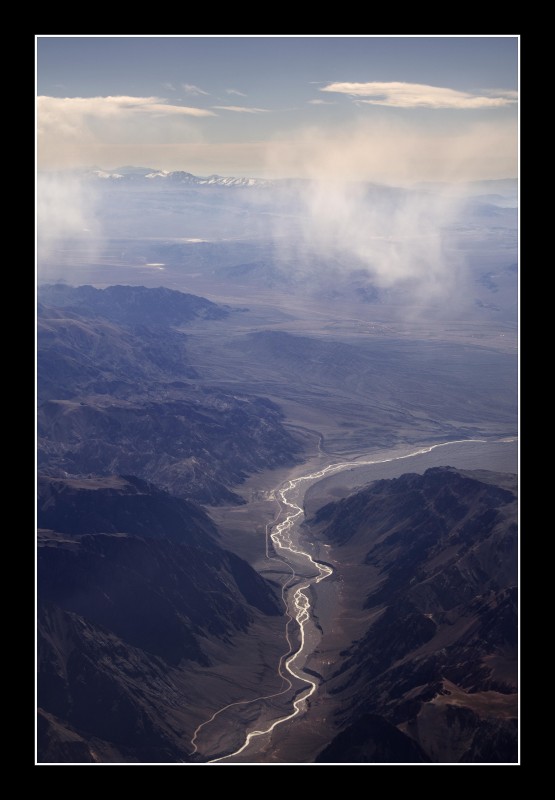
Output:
265,117,516,304
266,119,517,184
38,95,216,169
321,81,517,109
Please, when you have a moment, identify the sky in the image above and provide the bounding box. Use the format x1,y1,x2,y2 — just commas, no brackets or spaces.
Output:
37,36,518,182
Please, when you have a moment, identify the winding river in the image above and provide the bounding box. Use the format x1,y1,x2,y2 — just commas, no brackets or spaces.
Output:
191,437,517,763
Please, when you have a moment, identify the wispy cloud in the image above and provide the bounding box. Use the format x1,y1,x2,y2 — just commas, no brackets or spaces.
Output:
226,88,247,97
265,117,517,183
212,105,269,114
264,120,514,308
162,82,176,91
38,172,103,280
321,81,517,109
38,95,215,122
308,98,335,105
182,83,210,96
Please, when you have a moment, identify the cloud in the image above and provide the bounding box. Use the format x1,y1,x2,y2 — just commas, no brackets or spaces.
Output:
38,95,215,122
264,116,517,308
265,118,517,184
321,81,517,109
226,88,247,97
182,83,210,96
308,99,335,105
38,96,216,168
37,172,103,280
212,105,269,113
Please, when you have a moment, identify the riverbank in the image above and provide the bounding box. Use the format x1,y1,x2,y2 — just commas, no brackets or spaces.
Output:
195,438,517,762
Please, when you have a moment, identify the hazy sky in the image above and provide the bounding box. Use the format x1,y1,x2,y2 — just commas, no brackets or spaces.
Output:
37,36,518,181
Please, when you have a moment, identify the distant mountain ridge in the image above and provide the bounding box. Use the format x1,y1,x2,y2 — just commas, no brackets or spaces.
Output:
85,166,273,187
70,167,516,197
38,167,518,214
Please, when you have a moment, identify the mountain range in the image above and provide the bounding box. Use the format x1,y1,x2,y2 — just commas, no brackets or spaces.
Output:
38,475,282,762
308,467,517,763
84,165,273,187
36,282,518,763
53,165,517,201
38,284,302,504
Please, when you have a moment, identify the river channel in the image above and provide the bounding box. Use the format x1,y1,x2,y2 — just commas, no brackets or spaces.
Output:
192,437,517,763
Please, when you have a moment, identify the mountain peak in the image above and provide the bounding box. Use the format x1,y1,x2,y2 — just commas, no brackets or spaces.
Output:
85,166,272,187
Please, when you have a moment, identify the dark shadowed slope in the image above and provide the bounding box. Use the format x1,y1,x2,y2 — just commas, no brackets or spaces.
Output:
310,467,517,763
37,476,281,763
316,714,430,763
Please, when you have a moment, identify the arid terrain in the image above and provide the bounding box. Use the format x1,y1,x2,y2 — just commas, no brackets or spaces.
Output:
37,174,518,763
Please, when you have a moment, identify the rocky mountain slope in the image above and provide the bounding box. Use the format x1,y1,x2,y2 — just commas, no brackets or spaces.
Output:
37,476,282,763
39,283,227,326
38,285,302,504
308,467,517,763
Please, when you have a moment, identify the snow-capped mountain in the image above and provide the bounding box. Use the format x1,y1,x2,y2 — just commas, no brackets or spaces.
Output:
86,166,273,187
